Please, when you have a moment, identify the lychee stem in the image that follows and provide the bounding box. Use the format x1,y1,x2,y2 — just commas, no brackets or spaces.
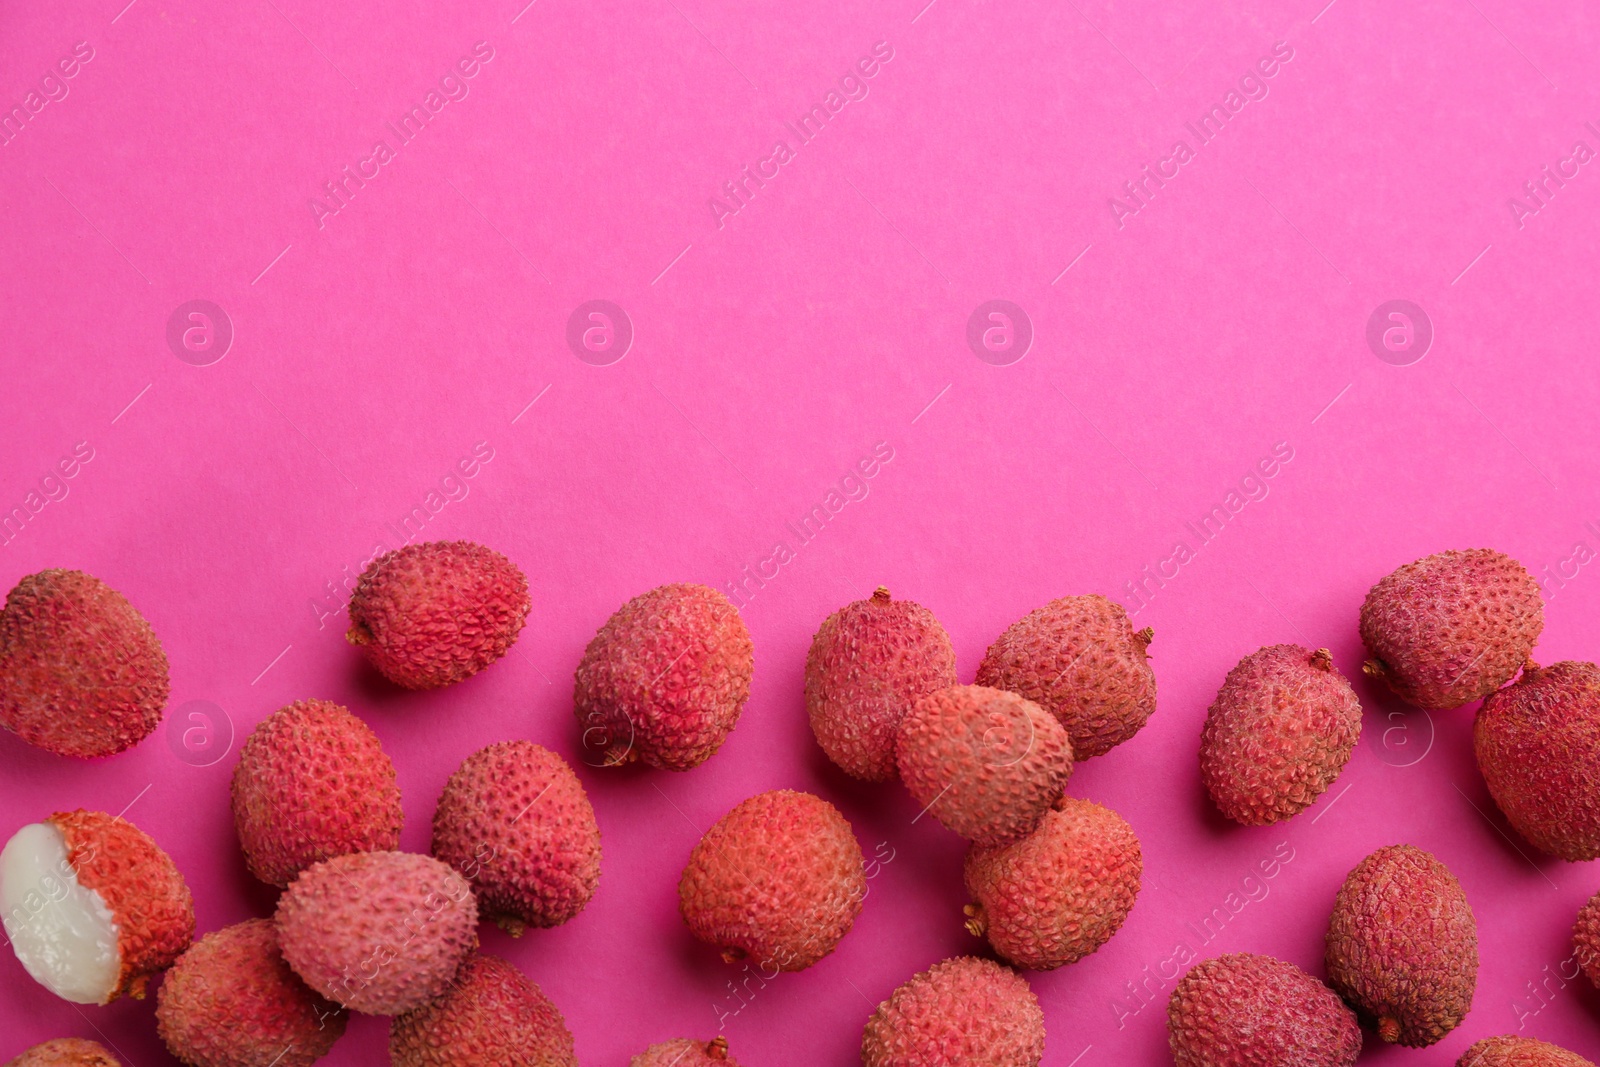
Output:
707,1036,729,1060
1311,648,1334,671
1377,1016,1401,1043
720,947,746,964
345,622,373,647
1136,626,1154,647
872,587,892,602
1362,659,1387,680
963,903,987,937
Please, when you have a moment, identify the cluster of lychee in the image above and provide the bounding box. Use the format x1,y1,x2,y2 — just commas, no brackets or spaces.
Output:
0,544,1598,1066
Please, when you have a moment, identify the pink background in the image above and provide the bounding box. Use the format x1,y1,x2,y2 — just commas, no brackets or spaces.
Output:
3,0,1600,1062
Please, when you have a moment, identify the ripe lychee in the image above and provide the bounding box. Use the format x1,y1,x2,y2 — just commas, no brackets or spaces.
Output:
1168,953,1360,1067
975,594,1155,759
631,1038,738,1066
346,541,530,689
389,953,577,1067
431,741,601,935
230,699,404,887
5,1040,120,1067
862,956,1044,1067
573,583,753,770
0,809,193,1005
1573,890,1600,988
1360,548,1541,708
1475,661,1600,860
1325,844,1478,1046
678,789,865,971
0,569,169,758
274,851,478,1015
896,685,1073,847
1457,1036,1596,1067
156,919,345,1067
963,796,1140,969
1199,645,1362,825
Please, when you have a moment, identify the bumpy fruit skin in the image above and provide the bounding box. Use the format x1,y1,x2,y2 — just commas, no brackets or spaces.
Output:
862,956,1044,1067
156,919,345,1067
1458,1036,1597,1067
896,685,1073,847
963,796,1140,969
679,790,865,971
1168,953,1360,1066
573,583,753,770
1475,662,1600,860
1574,890,1600,988
5,1040,120,1067
0,570,169,758
805,587,957,782
631,1037,737,1066
346,541,530,689
389,954,577,1067
1325,844,1477,1046
975,594,1155,759
275,851,478,1015
431,741,601,935
231,699,404,887
1359,548,1541,709
1200,646,1362,825
50,809,195,1002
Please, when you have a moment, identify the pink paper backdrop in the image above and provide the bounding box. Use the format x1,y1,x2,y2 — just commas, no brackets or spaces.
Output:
3,0,1600,1062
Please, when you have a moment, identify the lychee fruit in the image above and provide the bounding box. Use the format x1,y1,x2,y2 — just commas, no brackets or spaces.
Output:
975,594,1155,759
0,809,193,1005
274,850,478,1015
862,956,1044,1067
1475,661,1600,860
345,541,530,690
1573,889,1600,987
573,583,753,770
156,919,345,1067
5,1040,120,1067
1457,1036,1596,1067
0,569,169,758
896,685,1073,847
1325,844,1478,1046
1199,645,1362,825
678,789,865,971
963,796,1140,969
230,699,404,888
1359,548,1541,708
631,1037,738,1066
389,953,577,1067
431,740,601,935
1167,953,1360,1067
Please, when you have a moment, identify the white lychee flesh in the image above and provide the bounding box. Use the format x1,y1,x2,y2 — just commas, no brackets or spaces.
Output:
0,822,120,1004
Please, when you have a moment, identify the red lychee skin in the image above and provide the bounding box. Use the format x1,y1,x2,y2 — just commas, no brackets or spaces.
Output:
274,851,478,1016
0,570,169,758
1199,646,1362,825
389,954,577,1067
678,789,865,971
5,1039,120,1067
1458,1036,1597,1067
805,587,958,782
1573,890,1600,988
49,809,195,1003
1359,548,1542,709
431,741,601,935
631,1037,738,1066
573,583,753,771
156,919,346,1067
1475,661,1600,860
862,956,1044,1067
230,699,404,888
345,541,530,690
896,685,1074,848
1168,953,1361,1067
975,594,1156,759
963,796,1140,970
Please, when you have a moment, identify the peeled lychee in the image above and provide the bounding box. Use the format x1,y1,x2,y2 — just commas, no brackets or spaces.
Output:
5,1040,120,1067
346,541,530,689
156,919,345,1067
230,699,404,887
431,741,601,935
805,587,957,782
1360,548,1541,708
896,685,1073,847
274,851,477,1015
1475,661,1600,860
1573,890,1600,988
1458,1036,1597,1067
963,796,1140,969
975,594,1155,759
1168,953,1360,1067
1200,645,1362,825
389,953,577,1067
0,809,193,1004
631,1037,737,1066
1326,844,1477,1046
573,583,753,770
678,789,865,971
862,956,1044,1067
0,569,169,758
